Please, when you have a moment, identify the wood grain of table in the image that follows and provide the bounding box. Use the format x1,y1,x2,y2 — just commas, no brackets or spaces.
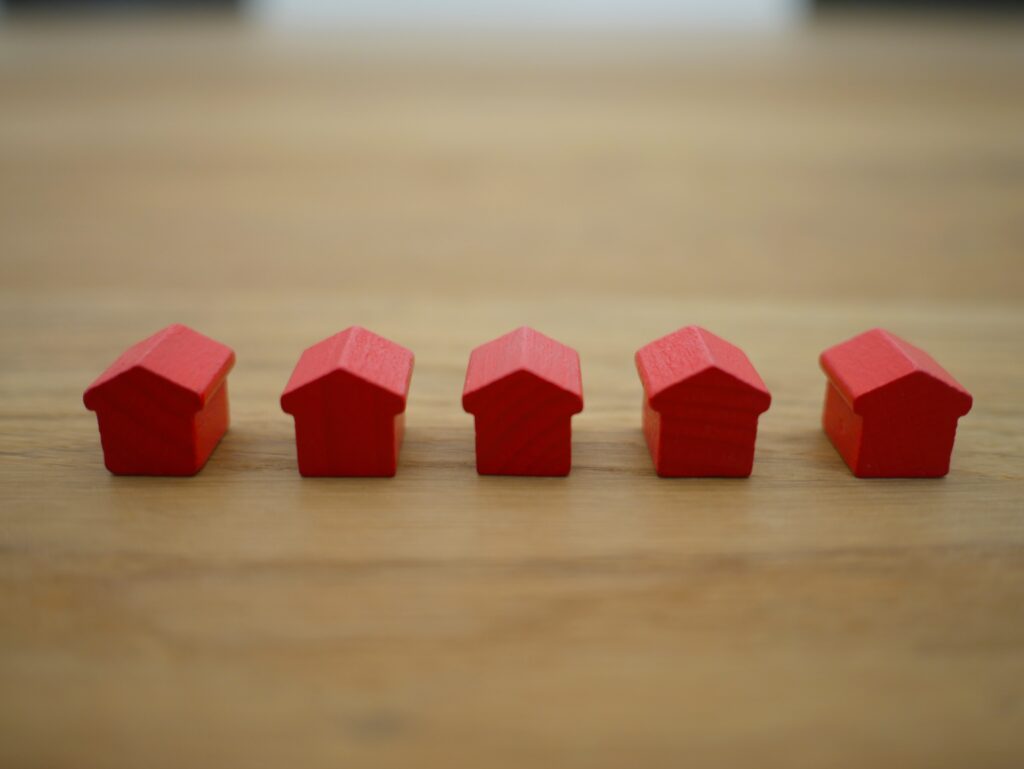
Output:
1,18,1023,769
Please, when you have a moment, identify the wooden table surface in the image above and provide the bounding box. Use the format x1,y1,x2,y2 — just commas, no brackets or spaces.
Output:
2,18,1023,769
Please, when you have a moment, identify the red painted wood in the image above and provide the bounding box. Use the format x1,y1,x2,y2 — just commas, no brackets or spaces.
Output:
83,323,235,475
820,328,972,477
462,327,583,476
280,326,414,477
635,326,771,477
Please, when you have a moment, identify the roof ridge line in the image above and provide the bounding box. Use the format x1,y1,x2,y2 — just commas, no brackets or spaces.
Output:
876,330,958,395
878,329,921,374
336,325,359,370
132,324,181,373
694,326,716,370
515,326,532,367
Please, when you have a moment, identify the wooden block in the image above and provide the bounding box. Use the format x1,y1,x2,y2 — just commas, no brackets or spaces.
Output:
820,328,972,478
462,327,583,476
635,326,771,477
281,326,414,477
83,323,235,475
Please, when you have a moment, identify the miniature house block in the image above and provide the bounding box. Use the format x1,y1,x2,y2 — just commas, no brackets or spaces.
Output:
820,328,972,478
462,327,583,476
635,326,771,477
83,323,236,475
280,326,414,477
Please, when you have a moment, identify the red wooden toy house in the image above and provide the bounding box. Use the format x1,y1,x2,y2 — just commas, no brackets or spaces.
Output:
280,326,414,477
462,327,583,476
83,323,236,475
635,326,771,477
820,328,972,477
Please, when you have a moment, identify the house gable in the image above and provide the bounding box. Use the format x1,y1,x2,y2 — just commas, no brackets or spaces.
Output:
283,367,408,417
854,369,973,418
462,367,583,416
649,365,771,415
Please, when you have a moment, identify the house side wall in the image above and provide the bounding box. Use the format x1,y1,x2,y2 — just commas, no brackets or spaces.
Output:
857,412,960,478
474,411,573,476
824,378,962,477
94,400,199,475
289,384,400,476
653,404,761,477
822,382,864,474
642,396,662,471
193,381,231,471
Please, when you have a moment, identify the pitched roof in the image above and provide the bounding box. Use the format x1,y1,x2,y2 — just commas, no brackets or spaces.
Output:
635,326,770,413
820,328,972,415
280,326,413,414
462,327,583,414
83,324,235,413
